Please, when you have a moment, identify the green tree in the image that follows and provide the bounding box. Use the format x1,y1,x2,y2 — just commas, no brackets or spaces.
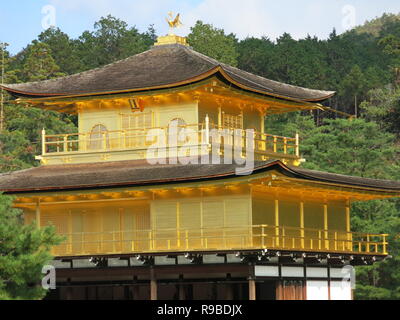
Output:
292,118,400,299
270,33,297,83
361,86,400,136
339,65,368,117
38,27,83,75
77,15,153,70
187,21,239,66
0,44,19,85
20,41,64,82
301,118,399,179
379,34,400,85
0,104,77,172
0,194,63,299
237,37,275,78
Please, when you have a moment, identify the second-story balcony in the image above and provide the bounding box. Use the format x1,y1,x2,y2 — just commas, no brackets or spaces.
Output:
52,224,388,258
38,122,302,166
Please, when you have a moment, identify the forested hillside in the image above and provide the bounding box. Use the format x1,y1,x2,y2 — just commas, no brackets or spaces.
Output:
1,13,400,299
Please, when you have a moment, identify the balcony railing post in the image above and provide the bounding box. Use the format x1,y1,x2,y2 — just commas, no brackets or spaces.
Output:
123,130,127,149
149,231,153,251
63,136,68,153
82,134,87,152
205,114,210,145
295,133,300,157
41,128,46,155
318,231,322,250
261,226,265,248
283,137,287,155
334,232,338,251
383,235,388,255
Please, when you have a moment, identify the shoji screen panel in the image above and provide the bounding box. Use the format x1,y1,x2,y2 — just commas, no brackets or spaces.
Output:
303,202,325,250
202,200,225,250
151,201,178,250
224,197,252,248
41,205,70,256
101,207,120,254
180,201,202,249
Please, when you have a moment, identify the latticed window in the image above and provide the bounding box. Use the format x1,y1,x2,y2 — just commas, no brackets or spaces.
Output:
121,112,153,130
121,112,154,148
222,113,243,129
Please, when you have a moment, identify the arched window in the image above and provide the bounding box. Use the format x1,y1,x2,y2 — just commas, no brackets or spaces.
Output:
169,118,186,127
89,124,109,150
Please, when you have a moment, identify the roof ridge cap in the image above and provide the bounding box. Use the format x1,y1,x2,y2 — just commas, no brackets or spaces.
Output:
222,63,334,95
184,47,334,97
292,166,393,182
181,45,221,67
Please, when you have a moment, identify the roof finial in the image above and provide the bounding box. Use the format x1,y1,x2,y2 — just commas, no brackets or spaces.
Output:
155,12,188,47
166,12,183,35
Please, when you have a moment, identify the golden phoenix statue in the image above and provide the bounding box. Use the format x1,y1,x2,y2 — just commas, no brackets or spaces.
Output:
166,12,183,34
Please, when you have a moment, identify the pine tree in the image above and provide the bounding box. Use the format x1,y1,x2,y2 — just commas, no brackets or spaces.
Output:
187,21,239,66
21,41,64,82
0,194,63,299
38,27,83,75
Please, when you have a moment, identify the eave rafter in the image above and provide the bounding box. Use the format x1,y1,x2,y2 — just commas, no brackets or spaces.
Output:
12,169,397,208
13,77,323,116
258,174,400,201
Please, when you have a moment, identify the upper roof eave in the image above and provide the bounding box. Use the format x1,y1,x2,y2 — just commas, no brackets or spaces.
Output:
1,44,336,103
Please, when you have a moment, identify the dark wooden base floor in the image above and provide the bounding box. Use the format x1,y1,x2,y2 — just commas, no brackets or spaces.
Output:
46,280,282,300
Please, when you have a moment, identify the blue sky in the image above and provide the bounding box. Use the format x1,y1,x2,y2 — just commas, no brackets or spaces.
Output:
1,0,399,55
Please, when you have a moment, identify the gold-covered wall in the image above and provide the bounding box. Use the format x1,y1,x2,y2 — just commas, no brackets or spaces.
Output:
34,193,252,256
198,98,262,131
252,193,347,232
78,100,199,134
39,200,150,256
251,191,349,251
151,195,252,250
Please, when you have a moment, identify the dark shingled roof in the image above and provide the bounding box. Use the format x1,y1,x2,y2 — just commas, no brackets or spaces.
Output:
1,44,335,102
0,159,399,194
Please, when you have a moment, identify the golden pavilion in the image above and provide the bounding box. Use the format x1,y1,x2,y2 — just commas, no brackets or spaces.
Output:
1,27,399,300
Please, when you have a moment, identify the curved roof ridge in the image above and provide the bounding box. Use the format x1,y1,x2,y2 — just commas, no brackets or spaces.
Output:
291,166,393,183
222,63,334,96
286,165,400,190
181,45,221,66
182,45,334,98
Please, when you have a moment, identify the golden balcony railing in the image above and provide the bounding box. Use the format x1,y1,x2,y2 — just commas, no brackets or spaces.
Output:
40,123,300,163
209,124,300,159
51,225,388,257
41,123,206,155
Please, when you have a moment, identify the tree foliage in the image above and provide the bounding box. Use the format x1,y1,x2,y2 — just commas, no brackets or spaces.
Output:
187,21,239,66
0,194,63,299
